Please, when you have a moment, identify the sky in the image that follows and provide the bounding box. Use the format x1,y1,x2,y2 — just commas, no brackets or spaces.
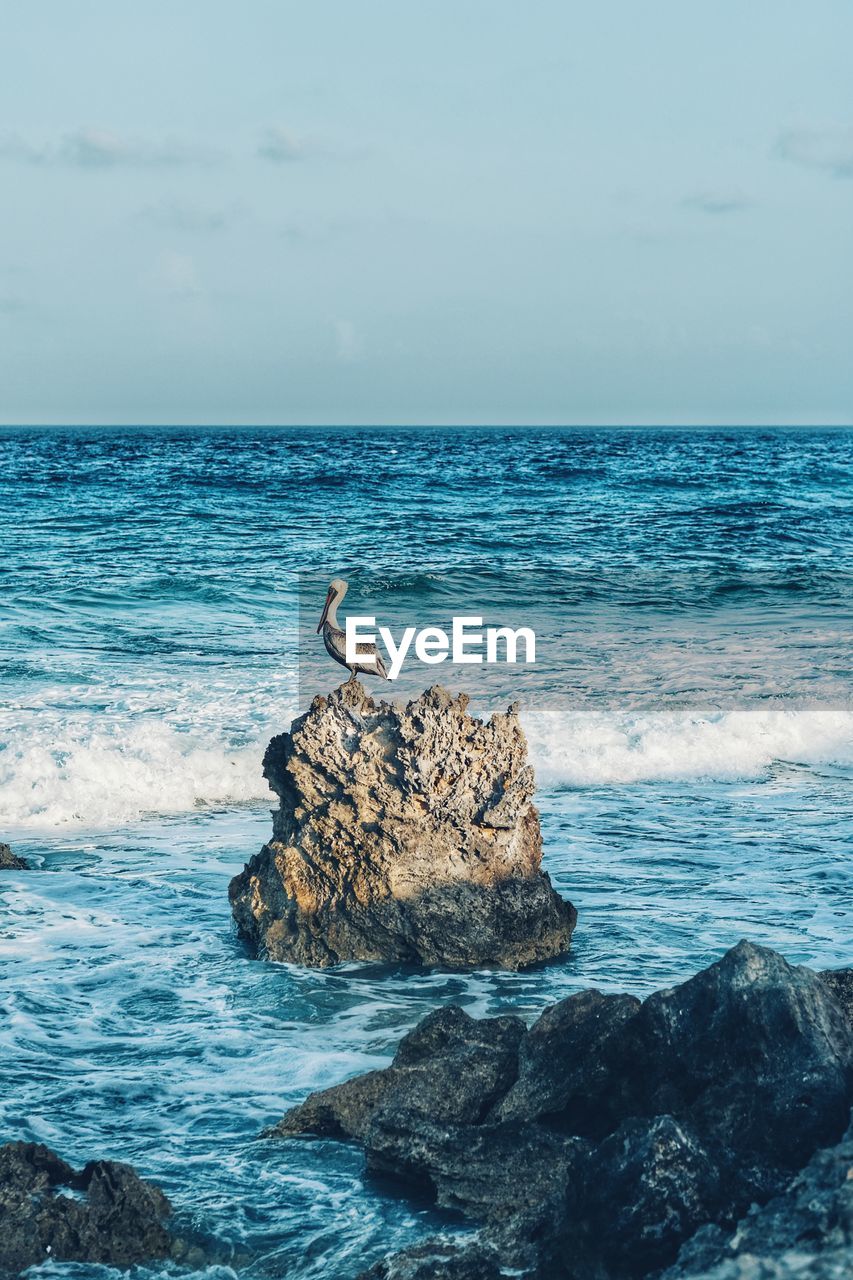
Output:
0,0,851,426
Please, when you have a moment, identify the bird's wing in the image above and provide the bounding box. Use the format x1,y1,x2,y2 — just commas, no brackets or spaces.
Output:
323,624,349,666
326,623,389,678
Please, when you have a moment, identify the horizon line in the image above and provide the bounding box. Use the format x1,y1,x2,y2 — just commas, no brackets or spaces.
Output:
1,421,851,431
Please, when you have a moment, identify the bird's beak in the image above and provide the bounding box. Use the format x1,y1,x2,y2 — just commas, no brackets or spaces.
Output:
317,587,334,633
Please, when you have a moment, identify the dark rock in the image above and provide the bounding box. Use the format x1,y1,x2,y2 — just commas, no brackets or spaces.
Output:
272,1006,525,1143
0,1141,171,1274
357,1239,505,1280
0,843,28,870
576,1115,734,1276
229,682,576,969
680,1251,853,1279
365,1118,580,1241
667,1114,853,1279
624,944,853,1183
820,968,853,1027
499,942,852,1191
272,942,853,1280
494,987,642,1129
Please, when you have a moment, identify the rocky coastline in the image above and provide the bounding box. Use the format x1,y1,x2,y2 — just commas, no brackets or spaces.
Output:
4,690,852,1278
272,941,853,1280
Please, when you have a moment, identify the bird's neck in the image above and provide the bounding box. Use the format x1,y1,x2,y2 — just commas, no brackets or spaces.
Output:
326,596,341,628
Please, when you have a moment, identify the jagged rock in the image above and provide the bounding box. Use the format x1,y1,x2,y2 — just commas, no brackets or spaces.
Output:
274,942,853,1280
667,1115,853,1279
0,842,28,870
270,1005,575,1269
497,941,853,1191
494,986,642,1129
0,1141,172,1273
229,681,576,969
577,1115,734,1277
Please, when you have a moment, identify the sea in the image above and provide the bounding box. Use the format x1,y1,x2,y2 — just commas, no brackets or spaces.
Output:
1,425,851,1278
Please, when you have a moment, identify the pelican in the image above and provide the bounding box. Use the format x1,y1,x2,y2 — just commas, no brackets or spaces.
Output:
317,578,389,682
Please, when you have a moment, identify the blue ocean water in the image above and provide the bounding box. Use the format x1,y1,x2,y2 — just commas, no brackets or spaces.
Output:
0,426,851,1278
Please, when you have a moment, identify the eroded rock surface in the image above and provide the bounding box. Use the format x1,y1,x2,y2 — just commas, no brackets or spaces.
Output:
229,681,575,968
275,942,853,1280
0,1141,172,1274
0,842,28,870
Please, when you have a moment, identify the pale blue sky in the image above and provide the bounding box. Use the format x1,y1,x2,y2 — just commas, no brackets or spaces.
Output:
1,0,851,425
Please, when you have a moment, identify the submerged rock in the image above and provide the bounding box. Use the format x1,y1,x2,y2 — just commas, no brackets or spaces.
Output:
0,842,28,870
0,1141,172,1273
229,681,575,969
275,941,853,1279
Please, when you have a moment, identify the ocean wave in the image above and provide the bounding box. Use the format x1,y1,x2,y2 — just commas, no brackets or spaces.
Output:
0,720,272,829
1,698,852,828
524,700,853,787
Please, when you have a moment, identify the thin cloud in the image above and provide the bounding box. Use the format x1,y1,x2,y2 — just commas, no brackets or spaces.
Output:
0,129,220,169
776,126,853,179
258,126,317,163
683,191,751,215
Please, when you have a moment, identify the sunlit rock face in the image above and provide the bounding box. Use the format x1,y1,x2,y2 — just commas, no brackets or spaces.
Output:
229,680,576,969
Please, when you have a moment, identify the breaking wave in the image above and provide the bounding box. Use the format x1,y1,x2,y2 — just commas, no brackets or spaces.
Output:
0,718,272,828
2,696,852,828
525,699,853,787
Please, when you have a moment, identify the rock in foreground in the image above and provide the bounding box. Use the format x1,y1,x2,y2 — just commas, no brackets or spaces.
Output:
0,842,28,870
0,1142,172,1274
230,681,575,969
666,1112,853,1279
272,942,853,1280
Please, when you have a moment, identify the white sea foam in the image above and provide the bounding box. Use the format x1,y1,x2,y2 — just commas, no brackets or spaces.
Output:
1,697,851,828
524,699,853,787
0,718,272,828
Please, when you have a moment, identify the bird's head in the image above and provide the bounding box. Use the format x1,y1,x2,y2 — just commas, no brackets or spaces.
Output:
317,578,348,631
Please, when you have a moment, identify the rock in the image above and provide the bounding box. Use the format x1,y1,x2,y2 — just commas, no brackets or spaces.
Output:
497,941,853,1191
0,1141,172,1273
272,1005,575,1268
578,1115,734,1277
357,1239,505,1280
271,1005,526,1143
680,1253,853,1280
0,842,28,870
820,968,853,1027
229,681,576,969
667,1114,853,1279
272,942,853,1280
494,986,642,1129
